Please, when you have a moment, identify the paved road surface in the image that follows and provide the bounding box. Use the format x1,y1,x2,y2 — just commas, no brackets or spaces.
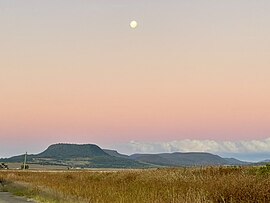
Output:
0,192,36,203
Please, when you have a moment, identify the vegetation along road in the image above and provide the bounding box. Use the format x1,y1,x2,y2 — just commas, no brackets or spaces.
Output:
0,192,35,203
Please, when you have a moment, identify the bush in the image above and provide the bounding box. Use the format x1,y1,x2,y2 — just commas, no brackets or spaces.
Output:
20,165,29,170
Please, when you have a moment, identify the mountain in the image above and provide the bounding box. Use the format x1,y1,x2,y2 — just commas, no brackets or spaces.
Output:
0,144,148,168
0,143,250,168
130,152,247,167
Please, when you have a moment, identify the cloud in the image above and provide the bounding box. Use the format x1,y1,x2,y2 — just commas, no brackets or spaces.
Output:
113,137,270,156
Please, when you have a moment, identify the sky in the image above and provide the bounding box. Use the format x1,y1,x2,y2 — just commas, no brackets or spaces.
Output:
0,0,270,160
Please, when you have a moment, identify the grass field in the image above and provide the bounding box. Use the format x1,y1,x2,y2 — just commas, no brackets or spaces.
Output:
1,165,270,203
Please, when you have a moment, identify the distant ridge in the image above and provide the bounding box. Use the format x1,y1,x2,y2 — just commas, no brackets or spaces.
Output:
130,152,232,167
261,159,270,163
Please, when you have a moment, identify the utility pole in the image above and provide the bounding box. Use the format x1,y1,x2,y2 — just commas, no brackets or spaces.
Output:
23,152,27,170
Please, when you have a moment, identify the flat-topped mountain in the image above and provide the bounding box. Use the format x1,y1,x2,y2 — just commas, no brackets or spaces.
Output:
37,143,108,158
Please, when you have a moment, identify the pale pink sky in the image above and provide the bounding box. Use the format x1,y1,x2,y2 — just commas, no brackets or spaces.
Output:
0,0,270,157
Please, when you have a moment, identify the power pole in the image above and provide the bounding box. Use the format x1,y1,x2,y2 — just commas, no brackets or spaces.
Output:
23,152,27,170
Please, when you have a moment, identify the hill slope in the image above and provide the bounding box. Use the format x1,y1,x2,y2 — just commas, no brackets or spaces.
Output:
103,149,129,159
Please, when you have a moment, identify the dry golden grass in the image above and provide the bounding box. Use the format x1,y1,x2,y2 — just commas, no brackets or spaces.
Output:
1,166,270,203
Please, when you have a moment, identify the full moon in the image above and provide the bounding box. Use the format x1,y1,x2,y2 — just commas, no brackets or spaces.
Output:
130,20,138,29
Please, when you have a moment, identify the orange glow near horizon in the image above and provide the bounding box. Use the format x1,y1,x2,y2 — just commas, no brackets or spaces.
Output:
0,1,270,151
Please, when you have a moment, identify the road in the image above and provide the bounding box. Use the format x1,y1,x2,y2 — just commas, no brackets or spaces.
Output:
0,192,36,203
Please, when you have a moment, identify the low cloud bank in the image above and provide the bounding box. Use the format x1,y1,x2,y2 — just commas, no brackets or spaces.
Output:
113,137,270,161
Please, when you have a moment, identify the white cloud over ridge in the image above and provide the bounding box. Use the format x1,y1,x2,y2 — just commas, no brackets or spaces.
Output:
113,137,270,157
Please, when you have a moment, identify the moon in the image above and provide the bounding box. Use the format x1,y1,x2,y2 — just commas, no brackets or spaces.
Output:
130,20,138,29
